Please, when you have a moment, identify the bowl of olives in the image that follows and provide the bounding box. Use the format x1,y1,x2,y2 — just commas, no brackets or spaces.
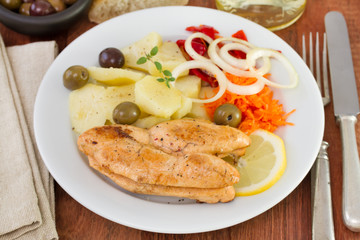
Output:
0,0,92,35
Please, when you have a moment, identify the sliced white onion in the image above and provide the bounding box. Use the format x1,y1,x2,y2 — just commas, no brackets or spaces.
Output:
246,48,299,88
227,78,266,95
208,37,257,78
171,60,227,103
184,32,213,62
219,42,250,70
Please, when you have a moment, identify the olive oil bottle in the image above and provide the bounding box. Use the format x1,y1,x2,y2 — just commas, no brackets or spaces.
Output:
216,0,306,31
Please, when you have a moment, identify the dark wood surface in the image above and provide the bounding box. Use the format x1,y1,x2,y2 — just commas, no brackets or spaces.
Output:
1,0,360,239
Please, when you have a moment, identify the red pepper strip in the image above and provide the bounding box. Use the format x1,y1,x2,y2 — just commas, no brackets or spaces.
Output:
232,30,248,41
176,39,218,87
185,25,220,39
229,30,249,59
190,68,218,88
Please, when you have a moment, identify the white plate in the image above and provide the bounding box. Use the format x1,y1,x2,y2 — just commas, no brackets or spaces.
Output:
34,6,324,234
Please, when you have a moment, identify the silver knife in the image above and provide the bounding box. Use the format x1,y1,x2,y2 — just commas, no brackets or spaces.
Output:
325,11,360,232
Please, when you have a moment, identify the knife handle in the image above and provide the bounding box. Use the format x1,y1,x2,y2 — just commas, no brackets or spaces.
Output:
338,115,360,231
312,141,335,240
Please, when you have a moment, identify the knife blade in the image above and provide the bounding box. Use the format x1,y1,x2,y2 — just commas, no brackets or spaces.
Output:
325,11,360,232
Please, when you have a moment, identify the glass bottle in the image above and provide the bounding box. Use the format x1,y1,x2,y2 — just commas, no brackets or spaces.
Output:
215,0,306,31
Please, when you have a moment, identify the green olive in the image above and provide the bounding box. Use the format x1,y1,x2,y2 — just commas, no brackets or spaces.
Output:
213,103,242,128
113,102,140,125
48,0,66,12
19,3,31,15
63,65,89,90
0,0,21,10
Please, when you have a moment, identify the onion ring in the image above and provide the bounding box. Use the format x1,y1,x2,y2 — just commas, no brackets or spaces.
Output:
208,37,256,78
184,32,213,62
246,48,299,88
218,42,250,70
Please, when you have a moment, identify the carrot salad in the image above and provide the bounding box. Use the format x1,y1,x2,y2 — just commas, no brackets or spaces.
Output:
204,73,295,135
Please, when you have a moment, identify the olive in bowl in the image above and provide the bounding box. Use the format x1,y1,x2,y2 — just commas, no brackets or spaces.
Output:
0,0,92,35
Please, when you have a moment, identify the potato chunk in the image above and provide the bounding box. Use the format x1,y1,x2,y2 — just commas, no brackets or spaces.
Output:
171,97,192,119
87,66,145,85
175,75,202,98
134,76,182,118
133,116,170,129
69,83,135,133
121,32,162,72
148,41,188,77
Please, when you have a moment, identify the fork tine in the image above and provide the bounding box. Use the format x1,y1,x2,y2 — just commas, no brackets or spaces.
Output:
309,32,314,75
322,33,331,105
302,34,306,62
315,32,322,90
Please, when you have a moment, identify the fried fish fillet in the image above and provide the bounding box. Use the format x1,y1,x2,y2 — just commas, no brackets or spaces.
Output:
78,125,240,189
78,119,250,203
89,157,236,203
148,119,250,157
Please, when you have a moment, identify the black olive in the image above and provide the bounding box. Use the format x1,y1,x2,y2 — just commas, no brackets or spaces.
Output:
99,48,125,68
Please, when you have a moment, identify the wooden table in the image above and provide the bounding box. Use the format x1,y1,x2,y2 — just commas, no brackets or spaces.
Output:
1,0,360,239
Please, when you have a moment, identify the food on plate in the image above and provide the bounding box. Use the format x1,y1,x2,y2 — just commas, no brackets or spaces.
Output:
63,65,89,90
87,66,145,85
148,119,250,158
69,83,135,133
88,0,189,24
232,129,286,196
121,32,162,72
89,157,236,203
78,122,246,203
99,47,125,68
213,103,242,128
112,101,140,124
66,25,297,201
134,75,183,118
132,115,170,129
203,74,296,135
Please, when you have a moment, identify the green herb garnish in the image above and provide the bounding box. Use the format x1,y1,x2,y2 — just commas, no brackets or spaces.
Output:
136,46,175,88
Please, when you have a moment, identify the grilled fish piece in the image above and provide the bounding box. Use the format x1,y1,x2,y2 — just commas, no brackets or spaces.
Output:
148,118,250,156
89,157,236,203
78,125,240,189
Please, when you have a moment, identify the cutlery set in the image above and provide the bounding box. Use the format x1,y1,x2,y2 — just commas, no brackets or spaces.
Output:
302,32,335,240
303,11,360,237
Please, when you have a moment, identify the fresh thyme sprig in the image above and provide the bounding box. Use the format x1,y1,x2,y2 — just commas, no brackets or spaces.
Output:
136,46,175,88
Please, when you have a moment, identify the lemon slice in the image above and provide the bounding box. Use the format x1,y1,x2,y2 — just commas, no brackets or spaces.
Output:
234,129,286,196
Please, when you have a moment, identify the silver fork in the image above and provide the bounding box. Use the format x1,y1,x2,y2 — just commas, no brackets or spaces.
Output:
302,32,335,240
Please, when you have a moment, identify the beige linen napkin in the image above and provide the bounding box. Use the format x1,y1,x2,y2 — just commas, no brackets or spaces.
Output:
0,34,58,240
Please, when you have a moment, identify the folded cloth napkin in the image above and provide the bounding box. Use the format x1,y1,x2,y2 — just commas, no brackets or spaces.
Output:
0,34,58,240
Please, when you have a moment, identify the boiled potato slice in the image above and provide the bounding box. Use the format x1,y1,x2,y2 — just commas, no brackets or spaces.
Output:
87,66,145,85
186,102,211,120
121,32,162,72
135,76,182,118
69,83,135,133
171,97,192,119
133,116,170,129
185,86,214,120
149,41,188,77
103,84,136,123
175,75,201,98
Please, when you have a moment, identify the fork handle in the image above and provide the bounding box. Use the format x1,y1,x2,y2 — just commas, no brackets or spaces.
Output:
312,141,335,240
338,115,360,231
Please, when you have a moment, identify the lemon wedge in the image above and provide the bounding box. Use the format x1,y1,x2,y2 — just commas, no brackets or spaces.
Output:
233,129,286,196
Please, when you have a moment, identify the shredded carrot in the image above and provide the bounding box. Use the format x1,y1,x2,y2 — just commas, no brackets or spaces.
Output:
204,72,295,135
